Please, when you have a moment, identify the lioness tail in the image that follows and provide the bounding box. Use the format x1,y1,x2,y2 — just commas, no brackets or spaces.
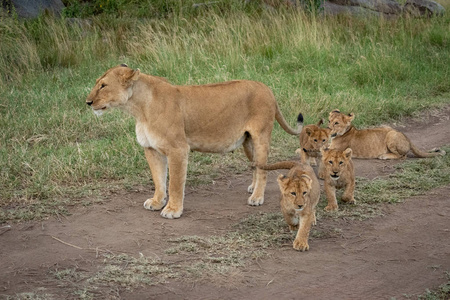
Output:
410,144,446,158
275,103,303,135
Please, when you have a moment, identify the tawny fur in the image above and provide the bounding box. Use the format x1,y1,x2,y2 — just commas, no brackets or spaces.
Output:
85,64,302,219
319,148,355,212
328,109,446,159
295,117,331,166
259,162,320,251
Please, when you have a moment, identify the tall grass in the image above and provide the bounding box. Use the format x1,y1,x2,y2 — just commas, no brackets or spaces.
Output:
1,3,450,221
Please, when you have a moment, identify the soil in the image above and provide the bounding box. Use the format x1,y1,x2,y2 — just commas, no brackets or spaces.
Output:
1,107,450,300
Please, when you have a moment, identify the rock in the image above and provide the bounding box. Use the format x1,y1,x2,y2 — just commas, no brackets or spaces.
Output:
328,0,402,15
8,0,65,18
404,0,445,16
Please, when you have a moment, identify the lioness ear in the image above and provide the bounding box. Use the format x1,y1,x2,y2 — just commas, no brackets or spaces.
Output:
121,68,140,85
344,148,353,159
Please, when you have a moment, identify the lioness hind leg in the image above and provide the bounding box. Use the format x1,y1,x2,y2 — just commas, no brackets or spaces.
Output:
143,148,168,211
243,137,256,194
247,135,270,206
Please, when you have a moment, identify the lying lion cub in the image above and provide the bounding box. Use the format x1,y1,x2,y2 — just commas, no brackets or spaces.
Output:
295,115,331,166
86,64,302,219
320,148,355,212
328,109,446,159
259,162,320,251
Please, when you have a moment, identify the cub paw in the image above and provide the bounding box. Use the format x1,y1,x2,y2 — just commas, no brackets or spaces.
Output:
341,196,356,204
324,204,338,212
160,205,183,219
293,239,309,251
248,195,264,206
143,198,166,211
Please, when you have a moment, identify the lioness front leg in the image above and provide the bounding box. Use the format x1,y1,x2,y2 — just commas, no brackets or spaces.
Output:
143,148,168,211
161,149,189,219
293,213,313,251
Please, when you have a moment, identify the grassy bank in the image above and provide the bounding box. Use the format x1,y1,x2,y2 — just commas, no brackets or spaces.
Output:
1,2,450,222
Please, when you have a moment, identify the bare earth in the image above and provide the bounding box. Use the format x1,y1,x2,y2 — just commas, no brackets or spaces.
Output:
1,107,450,299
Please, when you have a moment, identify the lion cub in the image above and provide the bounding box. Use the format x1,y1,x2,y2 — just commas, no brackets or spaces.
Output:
328,109,445,159
295,115,331,166
320,147,355,212
259,161,320,251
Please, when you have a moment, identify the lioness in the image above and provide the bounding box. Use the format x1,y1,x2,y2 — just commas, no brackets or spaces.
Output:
259,161,320,251
86,64,302,219
320,147,355,212
328,109,446,159
295,116,331,166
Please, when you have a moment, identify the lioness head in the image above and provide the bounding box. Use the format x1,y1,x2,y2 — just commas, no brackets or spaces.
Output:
321,147,352,181
86,64,140,116
277,174,313,212
328,109,354,137
300,119,331,154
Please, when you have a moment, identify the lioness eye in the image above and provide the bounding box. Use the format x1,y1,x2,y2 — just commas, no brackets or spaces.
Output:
290,192,296,196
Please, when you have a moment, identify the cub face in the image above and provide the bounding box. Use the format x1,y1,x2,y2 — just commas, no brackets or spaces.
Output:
301,121,331,154
85,64,140,116
321,148,353,181
328,109,354,137
277,174,313,212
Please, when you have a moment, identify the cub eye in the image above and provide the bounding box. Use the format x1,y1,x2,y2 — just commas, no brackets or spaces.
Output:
303,191,307,196
290,192,296,196
322,139,326,142
334,122,339,125
314,139,318,142
328,161,333,164
100,83,106,89
339,161,344,165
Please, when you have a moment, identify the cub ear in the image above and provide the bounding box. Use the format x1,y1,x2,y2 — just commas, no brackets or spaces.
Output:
320,146,329,155
277,174,289,191
344,148,353,159
300,174,312,190
330,109,340,116
348,112,355,121
317,119,323,126
305,127,313,136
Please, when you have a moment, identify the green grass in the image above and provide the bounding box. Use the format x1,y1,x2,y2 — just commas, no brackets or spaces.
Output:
1,2,450,223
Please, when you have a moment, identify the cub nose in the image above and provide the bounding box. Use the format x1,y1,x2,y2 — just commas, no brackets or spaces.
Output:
297,205,303,209
86,100,93,106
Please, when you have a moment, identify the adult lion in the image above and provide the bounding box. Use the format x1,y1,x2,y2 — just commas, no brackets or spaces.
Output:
328,109,446,159
86,64,302,219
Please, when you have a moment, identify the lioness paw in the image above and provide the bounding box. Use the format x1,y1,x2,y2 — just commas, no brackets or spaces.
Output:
143,198,166,211
248,195,264,206
293,239,309,251
324,204,338,212
247,184,254,194
160,206,183,219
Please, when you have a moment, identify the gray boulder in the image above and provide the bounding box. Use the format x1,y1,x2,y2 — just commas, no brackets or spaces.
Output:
8,0,65,18
404,0,445,16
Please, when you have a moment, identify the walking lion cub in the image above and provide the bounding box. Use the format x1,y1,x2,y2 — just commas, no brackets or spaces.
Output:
328,109,445,159
259,162,320,251
295,115,331,166
320,148,355,212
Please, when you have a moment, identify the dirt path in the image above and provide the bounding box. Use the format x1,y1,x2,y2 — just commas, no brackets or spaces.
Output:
1,107,450,299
